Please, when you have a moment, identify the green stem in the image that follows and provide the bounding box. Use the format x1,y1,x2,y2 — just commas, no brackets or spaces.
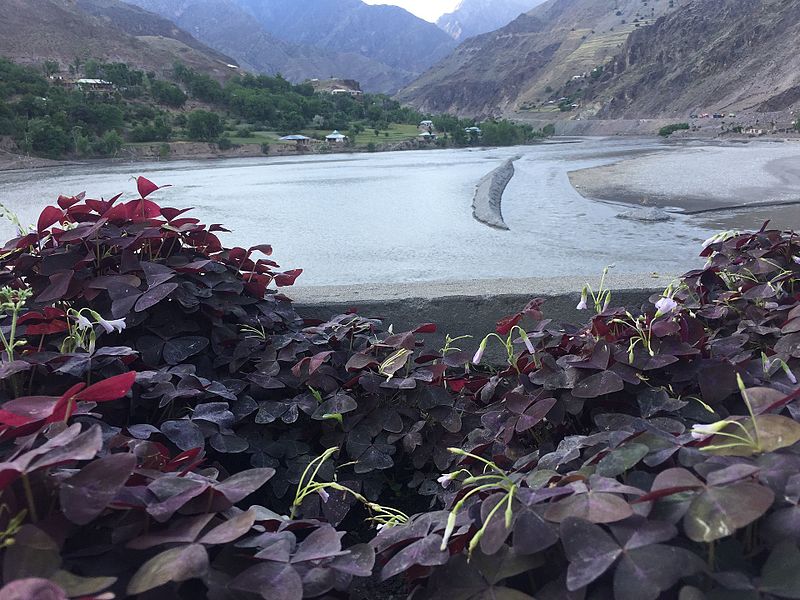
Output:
21,474,38,523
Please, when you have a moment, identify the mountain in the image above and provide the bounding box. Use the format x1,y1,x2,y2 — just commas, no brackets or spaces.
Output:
0,0,237,79
398,0,678,116
123,0,456,92
235,0,456,75
436,0,548,42
125,0,407,92
589,0,800,117
74,0,237,65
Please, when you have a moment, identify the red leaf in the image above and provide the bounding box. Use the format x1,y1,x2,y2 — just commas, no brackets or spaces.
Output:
48,382,87,423
37,206,64,233
25,321,68,335
125,199,162,221
137,176,170,198
57,194,83,209
249,244,273,256
496,313,523,336
162,207,193,221
75,372,136,403
274,269,303,287
292,351,334,378
414,323,437,334
0,396,59,427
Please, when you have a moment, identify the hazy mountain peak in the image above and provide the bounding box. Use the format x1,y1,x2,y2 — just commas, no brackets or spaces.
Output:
436,0,547,41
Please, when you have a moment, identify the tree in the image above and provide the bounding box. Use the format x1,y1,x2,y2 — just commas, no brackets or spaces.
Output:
187,110,223,142
150,81,187,108
42,61,60,78
18,118,68,158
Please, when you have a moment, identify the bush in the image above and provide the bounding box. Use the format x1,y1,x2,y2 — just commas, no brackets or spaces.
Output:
659,122,691,137
261,142,270,154
16,117,68,158
217,135,233,150
2,185,800,600
187,110,223,142
91,130,123,156
150,80,187,108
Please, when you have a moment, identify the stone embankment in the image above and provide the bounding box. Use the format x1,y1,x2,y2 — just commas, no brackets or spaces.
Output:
472,155,521,230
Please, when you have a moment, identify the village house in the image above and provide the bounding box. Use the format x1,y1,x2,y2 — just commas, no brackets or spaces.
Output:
75,79,115,93
325,130,348,143
279,134,312,148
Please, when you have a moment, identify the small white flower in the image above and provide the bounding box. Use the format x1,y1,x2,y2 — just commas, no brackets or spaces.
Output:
690,421,731,440
523,335,535,354
576,297,588,311
97,317,126,334
376,523,387,531
655,297,678,317
317,488,330,503
794,256,800,265
73,313,93,330
437,473,455,488
472,341,486,365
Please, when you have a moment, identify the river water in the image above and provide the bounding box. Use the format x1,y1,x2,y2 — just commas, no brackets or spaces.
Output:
0,138,720,286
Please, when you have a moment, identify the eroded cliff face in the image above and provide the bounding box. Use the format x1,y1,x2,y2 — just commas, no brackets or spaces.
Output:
398,0,678,117
592,0,800,117
400,0,800,120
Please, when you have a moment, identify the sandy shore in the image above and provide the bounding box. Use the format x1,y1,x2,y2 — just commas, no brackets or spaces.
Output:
568,140,800,229
0,152,72,172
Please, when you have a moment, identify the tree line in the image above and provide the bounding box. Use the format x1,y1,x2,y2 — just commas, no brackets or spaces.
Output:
0,58,548,160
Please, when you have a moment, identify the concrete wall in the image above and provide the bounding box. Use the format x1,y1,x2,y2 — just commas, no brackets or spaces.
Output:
289,274,673,358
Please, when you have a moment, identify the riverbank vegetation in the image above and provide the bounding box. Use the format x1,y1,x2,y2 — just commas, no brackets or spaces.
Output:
1,180,799,599
658,122,691,137
0,58,545,161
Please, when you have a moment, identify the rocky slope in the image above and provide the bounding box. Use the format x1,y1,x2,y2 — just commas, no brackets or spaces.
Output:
590,0,800,117
0,0,237,79
436,0,547,42
398,0,678,116
124,0,455,92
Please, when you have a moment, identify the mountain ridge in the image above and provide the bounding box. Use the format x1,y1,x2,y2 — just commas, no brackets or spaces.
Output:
0,0,237,79
399,0,678,116
123,0,455,92
588,0,800,117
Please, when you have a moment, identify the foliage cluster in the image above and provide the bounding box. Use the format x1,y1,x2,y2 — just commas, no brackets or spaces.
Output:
659,123,691,137
4,185,798,599
1,57,552,160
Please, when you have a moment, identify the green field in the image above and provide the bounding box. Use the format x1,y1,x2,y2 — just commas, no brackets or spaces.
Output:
351,123,420,145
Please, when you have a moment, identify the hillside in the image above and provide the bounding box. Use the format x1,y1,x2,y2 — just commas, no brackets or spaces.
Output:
123,0,454,93
74,0,237,65
398,0,678,117
0,0,237,79
589,0,800,117
437,0,547,42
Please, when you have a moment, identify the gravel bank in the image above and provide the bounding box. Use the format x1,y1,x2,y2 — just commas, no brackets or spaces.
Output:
472,156,521,230
568,141,800,213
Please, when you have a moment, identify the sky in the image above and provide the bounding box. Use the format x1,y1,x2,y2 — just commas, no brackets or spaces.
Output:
362,0,461,22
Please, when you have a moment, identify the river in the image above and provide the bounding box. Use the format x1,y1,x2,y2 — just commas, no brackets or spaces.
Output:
1,137,785,287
